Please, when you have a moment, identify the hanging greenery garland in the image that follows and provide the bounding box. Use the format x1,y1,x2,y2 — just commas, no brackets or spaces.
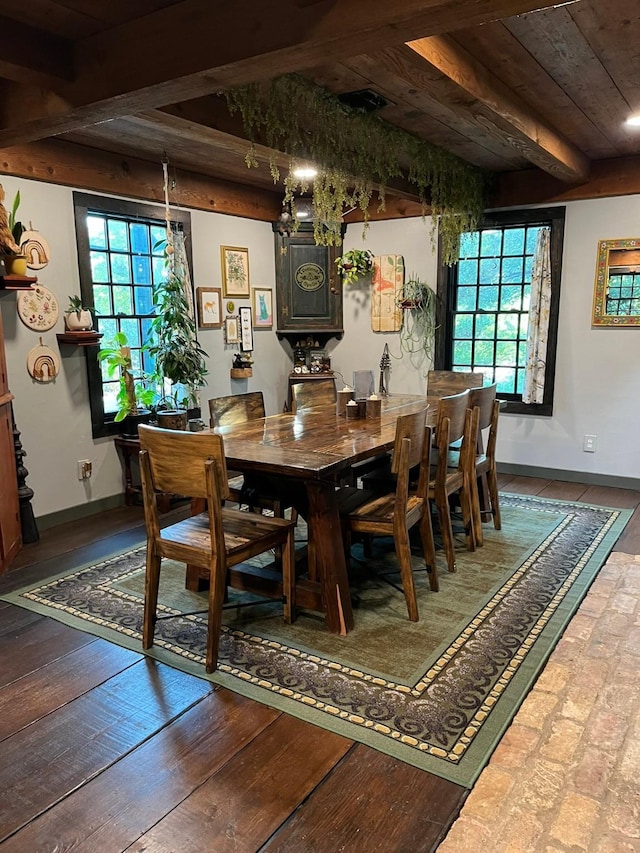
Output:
225,74,490,264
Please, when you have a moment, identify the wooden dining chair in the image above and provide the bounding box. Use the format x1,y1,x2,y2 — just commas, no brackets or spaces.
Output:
138,425,296,673
338,407,437,621
427,370,483,395
290,378,336,413
208,390,266,427
208,391,294,519
468,383,502,530
429,389,479,573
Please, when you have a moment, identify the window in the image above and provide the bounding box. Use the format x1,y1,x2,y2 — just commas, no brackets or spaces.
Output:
73,193,192,438
436,207,565,416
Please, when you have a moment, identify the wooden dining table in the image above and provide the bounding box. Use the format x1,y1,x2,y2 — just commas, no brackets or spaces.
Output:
192,394,436,636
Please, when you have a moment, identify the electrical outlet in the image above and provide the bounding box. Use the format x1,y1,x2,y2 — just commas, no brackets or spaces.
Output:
77,459,92,480
583,435,597,453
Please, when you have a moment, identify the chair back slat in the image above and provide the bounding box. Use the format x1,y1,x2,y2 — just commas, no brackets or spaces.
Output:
468,383,497,432
209,391,265,428
390,407,429,475
428,370,482,396
436,389,470,445
291,378,336,413
138,425,230,501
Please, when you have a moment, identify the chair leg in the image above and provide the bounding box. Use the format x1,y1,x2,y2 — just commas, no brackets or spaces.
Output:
282,528,295,624
205,557,228,674
459,481,477,552
436,494,457,573
487,466,502,530
470,472,484,548
395,526,419,622
142,544,161,650
419,505,439,592
363,533,374,558
477,471,492,522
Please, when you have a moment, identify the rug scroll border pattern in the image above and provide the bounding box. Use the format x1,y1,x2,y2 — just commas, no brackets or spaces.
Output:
8,494,631,787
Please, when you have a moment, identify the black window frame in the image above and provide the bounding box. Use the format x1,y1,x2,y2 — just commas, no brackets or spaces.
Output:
73,192,193,439
436,206,565,416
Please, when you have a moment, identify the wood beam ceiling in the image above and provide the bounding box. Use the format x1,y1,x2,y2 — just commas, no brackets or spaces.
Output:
405,36,590,182
0,0,568,148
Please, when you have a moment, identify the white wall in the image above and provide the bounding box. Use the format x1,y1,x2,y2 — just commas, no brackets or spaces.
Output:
1,177,638,522
0,177,290,520
333,217,439,394
497,196,640,479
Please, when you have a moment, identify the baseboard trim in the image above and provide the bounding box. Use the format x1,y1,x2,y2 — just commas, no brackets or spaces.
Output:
37,495,125,531
497,463,640,492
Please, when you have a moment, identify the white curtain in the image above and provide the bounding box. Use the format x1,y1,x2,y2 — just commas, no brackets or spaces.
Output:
523,227,551,404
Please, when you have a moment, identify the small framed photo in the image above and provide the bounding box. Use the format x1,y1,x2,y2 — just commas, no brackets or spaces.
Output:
224,315,240,345
252,288,273,328
239,306,254,351
221,245,250,297
196,287,222,329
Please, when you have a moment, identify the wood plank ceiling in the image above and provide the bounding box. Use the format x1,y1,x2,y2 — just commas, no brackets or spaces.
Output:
0,0,638,219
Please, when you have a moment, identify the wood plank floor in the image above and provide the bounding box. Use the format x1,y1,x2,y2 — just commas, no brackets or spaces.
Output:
0,475,638,852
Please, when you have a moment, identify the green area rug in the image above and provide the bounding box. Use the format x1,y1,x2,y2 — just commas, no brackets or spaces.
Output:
2,494,631,787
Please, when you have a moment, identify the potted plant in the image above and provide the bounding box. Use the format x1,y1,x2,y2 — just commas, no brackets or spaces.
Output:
396,275,439,366
97,331,154,435
145,230,208,429
64,295,94,331
0,187,27,275
335,248,374,285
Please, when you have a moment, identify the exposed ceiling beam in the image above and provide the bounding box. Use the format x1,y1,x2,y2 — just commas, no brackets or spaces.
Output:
0,0,567,148
156,102,424,202
0,138,283,221
0,15,73,88
405,34,590,182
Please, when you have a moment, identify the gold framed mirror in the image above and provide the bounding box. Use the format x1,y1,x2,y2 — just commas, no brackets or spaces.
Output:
593,237,640,326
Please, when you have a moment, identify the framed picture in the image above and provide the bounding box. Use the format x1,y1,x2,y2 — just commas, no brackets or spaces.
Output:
224,315,240,345
221,245,250,297
196,287,222,328
239,306,254,351
252,288,273,328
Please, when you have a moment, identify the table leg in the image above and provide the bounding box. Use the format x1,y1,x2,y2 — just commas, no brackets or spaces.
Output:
305,479,354,635
118,444,135,506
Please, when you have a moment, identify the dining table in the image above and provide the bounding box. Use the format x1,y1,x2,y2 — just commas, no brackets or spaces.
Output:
189,393,437,636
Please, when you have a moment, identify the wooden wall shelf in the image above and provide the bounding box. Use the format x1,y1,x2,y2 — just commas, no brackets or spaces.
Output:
57,331,103,347
230,367,252,379
0,275,37,291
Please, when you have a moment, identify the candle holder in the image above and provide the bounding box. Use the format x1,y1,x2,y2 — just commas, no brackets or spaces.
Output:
366,397,382,419
345,401,359,420
337,388,355,416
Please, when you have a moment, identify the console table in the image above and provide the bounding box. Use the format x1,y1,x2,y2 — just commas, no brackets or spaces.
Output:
114,436,179,512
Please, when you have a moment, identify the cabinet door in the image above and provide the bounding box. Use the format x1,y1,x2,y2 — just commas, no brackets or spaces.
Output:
0,404,21,569
274,225,343,334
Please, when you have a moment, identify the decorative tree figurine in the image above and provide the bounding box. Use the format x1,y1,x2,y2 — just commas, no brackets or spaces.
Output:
378,343,391,396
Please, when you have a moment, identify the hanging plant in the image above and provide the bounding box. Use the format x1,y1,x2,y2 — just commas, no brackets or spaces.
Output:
143,161,208,412
225,74,489,263
335,248,374,285
395,275,439,368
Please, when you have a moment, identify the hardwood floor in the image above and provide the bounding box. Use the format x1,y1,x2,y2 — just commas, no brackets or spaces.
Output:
0,476,638,852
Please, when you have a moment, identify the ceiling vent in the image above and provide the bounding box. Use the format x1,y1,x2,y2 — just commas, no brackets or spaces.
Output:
337,89,389,113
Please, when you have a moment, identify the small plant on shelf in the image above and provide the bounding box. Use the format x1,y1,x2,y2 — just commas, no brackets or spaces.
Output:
64,295,93,331
8,190,25,246
335,248,374,286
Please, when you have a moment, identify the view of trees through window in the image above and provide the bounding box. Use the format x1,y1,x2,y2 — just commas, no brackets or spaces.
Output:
438,206,565,416
451,223,543,396
606,270,640,316
73,193,192,438
88,213,167,414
